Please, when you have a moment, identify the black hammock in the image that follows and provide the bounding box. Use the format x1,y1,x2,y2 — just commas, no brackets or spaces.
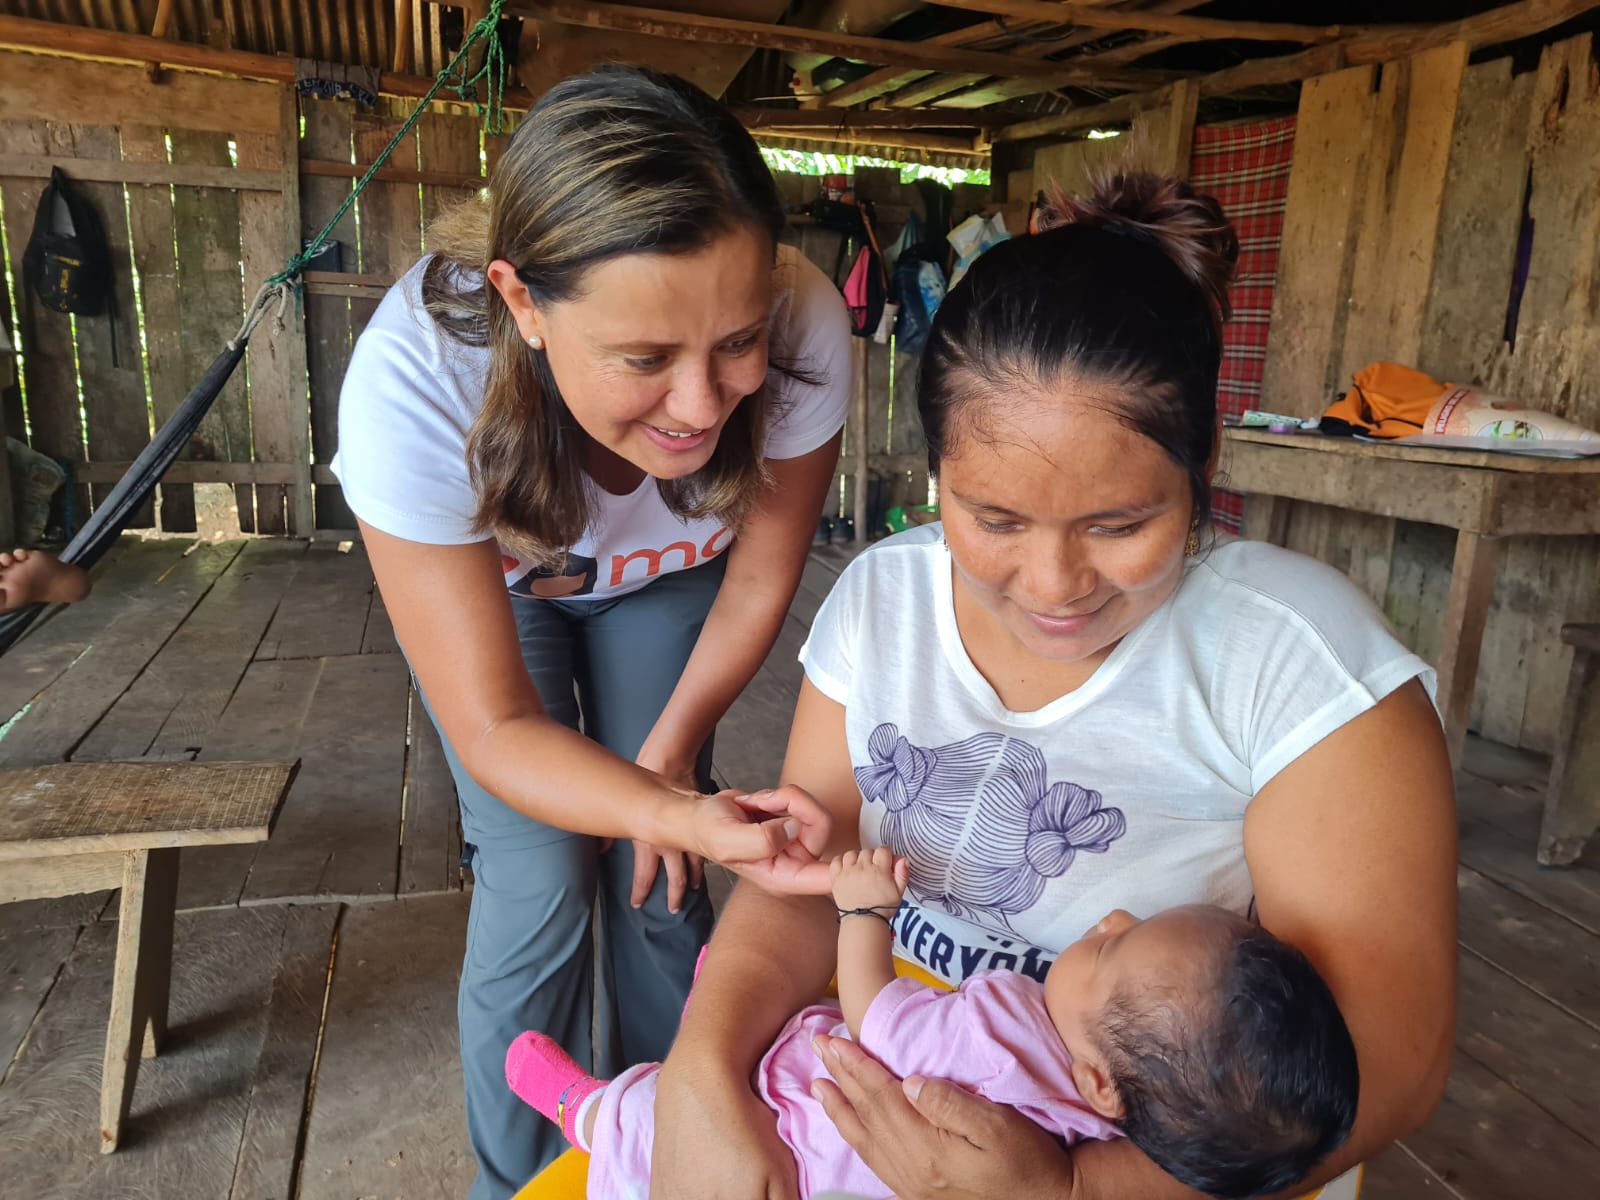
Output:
0,339,247,656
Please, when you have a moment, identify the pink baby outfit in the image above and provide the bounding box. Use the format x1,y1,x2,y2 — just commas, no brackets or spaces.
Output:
583,969,1121,1200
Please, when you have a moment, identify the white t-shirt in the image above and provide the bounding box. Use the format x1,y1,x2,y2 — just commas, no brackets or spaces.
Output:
330,244,850,600
799,525,1434,987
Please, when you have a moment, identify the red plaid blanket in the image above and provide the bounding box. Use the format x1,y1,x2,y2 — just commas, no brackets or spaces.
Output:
1189,116,1296,531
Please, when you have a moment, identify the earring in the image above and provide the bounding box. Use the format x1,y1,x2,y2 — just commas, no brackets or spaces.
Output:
1184,517,1200,558
526,334,544,350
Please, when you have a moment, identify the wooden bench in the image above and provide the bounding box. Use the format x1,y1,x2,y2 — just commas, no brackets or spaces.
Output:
0,759,297,1151
1540,624,1600,867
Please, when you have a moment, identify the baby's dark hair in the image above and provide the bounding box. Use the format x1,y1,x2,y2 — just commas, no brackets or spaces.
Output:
1096,913,1359,1200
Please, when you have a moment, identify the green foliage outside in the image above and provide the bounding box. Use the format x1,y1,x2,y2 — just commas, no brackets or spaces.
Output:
758,146,990,188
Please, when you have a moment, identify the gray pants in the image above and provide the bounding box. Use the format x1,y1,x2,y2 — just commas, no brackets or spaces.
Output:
420,555,725,1200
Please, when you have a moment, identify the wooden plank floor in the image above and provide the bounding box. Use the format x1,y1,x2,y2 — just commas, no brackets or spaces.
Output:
1,534,1596,1198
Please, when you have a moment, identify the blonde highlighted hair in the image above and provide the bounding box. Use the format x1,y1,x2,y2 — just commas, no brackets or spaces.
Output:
421,66,790,567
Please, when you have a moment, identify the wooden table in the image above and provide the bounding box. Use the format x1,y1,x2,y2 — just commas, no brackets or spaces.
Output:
1223,427,1600,762
0,759,297,1151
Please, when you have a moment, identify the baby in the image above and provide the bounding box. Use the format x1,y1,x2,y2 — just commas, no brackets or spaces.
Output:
506,847,1359,1200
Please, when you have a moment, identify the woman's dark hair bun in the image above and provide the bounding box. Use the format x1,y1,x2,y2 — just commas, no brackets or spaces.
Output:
1038,171,1239,327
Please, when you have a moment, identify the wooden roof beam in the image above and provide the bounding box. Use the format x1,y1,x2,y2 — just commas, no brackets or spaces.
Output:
1064,31,1194,67
996,84,1171,143
511,1,1170,88
894,74,1017,109
1015,0,1212,57
885,0,1201,110
994,0,1600,143
758,128,983,156
891,73,989,108
820,68,936,108
929,1,1380,45
784,0,937,75
729,106,1013,130
930,34,1195,108
816,16,1039,108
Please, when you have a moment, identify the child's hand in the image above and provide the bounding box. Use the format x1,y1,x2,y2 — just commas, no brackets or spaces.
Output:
830,846,909,912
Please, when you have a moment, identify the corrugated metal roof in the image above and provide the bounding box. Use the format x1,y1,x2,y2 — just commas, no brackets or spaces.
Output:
0,0,460,75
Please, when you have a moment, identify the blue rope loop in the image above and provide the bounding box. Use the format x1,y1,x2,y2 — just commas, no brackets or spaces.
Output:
270,0,510,290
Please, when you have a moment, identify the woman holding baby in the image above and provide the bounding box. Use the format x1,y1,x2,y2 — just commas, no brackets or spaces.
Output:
648,172,1456,1200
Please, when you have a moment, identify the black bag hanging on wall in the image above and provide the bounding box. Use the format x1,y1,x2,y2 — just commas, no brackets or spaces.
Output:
22,167,113,316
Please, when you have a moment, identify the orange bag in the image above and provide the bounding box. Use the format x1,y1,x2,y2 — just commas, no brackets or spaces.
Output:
1321,362,1450,439
1324,362,1600,443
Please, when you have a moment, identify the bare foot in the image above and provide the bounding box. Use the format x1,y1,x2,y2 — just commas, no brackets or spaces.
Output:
0,548,91,612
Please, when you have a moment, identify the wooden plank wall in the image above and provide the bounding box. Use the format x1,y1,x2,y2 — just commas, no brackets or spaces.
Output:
0,48,991,547
1258,35,1600,751
0,55,501,540
0,53,288,535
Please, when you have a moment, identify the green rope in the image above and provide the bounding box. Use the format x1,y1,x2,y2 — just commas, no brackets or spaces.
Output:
267,0,510,289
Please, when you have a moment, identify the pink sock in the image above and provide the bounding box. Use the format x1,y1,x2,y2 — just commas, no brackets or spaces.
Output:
505,1032,606,1147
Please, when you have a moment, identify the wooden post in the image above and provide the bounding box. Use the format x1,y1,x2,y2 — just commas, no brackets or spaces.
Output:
852,338,869,546
1540,626,1600,866
281,88,315,536
1144,78,1200,177
1436,530,1502,764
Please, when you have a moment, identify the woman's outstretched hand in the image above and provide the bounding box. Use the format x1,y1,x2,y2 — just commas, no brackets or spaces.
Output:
686,784,834,896
810,1033,1079,1200
627,753,708,913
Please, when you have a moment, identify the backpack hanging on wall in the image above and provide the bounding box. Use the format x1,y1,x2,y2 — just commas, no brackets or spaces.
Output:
23,166,119,366
23,167,113,317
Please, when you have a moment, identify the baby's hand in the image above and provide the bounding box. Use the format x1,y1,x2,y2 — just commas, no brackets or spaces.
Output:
830,846,909,912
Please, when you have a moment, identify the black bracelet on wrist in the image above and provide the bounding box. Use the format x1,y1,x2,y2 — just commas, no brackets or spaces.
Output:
836,905,899,929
